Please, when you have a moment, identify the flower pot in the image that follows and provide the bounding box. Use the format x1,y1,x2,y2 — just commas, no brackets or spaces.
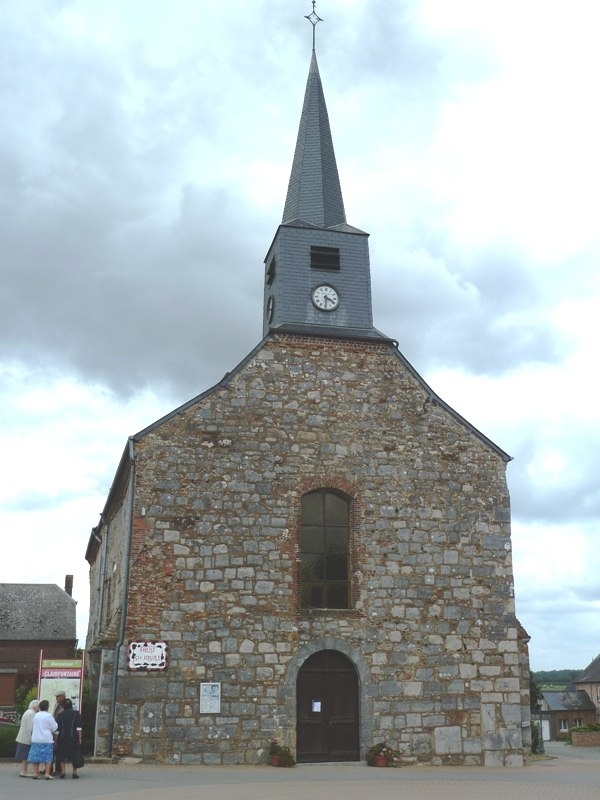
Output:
374,754,388,767
270,755,281,766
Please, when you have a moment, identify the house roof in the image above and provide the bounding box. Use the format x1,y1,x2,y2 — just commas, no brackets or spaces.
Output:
579,652,600,682
542,690,597,712
0,584,76,641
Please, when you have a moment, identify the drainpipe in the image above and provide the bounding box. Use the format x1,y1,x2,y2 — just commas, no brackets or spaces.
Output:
95,519,107,644
108,437,136,756
92,518,108,759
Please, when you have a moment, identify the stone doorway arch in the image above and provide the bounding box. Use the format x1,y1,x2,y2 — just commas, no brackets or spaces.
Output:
281,637,373,763
296,649,359,762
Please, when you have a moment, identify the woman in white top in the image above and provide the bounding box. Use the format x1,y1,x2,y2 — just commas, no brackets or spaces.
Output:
15,699,40,777
28,699,58,780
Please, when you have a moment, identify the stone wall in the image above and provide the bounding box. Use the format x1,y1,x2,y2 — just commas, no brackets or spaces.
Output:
87,334,528,765
87,463,134,647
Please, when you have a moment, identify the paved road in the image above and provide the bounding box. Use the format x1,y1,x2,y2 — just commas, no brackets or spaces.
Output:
1,742,597,800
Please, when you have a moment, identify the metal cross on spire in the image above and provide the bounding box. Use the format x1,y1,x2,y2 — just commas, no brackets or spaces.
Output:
305,1,323,52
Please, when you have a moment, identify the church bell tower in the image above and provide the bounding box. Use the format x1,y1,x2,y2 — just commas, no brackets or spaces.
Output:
262,7,388,343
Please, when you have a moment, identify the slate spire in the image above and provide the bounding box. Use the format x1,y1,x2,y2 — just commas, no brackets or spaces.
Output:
282,50,346,228
263,6,386,341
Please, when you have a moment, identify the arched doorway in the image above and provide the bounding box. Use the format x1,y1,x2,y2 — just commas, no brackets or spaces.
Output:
296,649,360,762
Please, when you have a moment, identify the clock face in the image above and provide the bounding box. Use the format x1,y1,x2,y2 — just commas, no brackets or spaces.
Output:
312,284,339,311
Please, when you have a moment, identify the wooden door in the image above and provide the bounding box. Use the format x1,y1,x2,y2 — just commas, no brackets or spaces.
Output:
296,650,359,762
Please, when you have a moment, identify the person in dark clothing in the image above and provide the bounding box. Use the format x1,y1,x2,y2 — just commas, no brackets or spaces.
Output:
56,699,83,779
51,691,66,774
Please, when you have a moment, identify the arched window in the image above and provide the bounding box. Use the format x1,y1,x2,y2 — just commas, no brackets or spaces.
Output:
300,489,350,609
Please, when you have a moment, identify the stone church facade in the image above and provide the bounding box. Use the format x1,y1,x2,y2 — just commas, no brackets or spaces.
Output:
85,25,531,767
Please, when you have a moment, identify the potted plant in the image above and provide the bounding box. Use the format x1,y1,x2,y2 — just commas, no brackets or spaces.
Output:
268,739,282,766
277,745,296,767
365,741,401,767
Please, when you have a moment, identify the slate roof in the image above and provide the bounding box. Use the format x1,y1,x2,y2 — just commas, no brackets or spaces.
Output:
282,51,346,228
272,323,392,342
579,652,600,682
279,218,366,235
0,583,76,641
542,690,597,712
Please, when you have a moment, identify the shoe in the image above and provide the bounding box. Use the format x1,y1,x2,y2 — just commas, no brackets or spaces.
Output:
59,773,65,778
32,776,39,780
44,775,54,780
72,774,79,779
19,773,28,777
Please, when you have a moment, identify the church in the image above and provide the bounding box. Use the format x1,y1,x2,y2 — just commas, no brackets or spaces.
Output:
85,9,532,767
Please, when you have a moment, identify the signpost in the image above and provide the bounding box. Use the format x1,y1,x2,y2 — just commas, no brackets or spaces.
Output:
38,655,85,711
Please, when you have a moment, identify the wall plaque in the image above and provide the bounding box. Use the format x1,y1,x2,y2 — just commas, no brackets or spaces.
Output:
200,682,221,713
128,641,168,671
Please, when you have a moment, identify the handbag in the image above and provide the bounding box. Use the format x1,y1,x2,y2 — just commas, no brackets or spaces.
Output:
71,715,85,769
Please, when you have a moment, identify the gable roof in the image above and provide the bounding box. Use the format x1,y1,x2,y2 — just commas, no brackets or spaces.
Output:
542,690,597,712
579,652,600,682
86,330,513,565
0,584,77,641
127,335,511,461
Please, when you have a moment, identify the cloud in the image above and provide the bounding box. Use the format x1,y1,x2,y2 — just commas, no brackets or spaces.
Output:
0,364,172,644
512,520,600,669
372,240,563,379
0,0,599,667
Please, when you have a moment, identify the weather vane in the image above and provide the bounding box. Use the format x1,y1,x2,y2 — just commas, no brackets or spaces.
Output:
305,1,323,51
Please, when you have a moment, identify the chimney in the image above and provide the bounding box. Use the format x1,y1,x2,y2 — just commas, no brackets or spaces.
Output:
65,574,73,597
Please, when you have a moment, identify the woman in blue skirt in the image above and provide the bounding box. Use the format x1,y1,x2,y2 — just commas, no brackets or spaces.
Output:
28,699,58,779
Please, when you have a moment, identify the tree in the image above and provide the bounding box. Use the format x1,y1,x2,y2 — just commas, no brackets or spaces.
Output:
529,673,542,712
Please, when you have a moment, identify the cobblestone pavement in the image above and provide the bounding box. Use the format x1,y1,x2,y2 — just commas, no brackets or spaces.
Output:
1,743,597,800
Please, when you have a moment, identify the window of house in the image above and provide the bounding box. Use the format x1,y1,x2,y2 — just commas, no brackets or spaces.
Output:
300,489,350,609
574,718,583,728
310,245,340,270
559,719,569,732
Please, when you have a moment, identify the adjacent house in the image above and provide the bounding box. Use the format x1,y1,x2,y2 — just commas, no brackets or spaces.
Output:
575,652,600,720
0,577,77,708
539,689,597,740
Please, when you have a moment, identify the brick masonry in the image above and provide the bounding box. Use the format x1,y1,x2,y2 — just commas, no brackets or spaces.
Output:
86,333,531,766
571,731,600,747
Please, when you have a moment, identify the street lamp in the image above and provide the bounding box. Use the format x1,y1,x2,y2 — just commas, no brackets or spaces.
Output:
537,698,545,755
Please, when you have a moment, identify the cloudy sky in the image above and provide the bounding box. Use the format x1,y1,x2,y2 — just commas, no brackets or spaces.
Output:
1,0,599,672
